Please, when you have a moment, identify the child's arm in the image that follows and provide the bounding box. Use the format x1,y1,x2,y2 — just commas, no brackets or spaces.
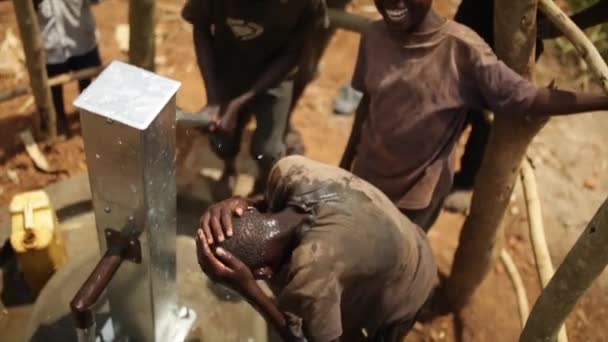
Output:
199,196,267,244
340,94,369,170
184,0,223,108
527,88,608,117
470,45,608,119
195,236,316,342
217,5,325,132
193,25,223,107
239,281,310,342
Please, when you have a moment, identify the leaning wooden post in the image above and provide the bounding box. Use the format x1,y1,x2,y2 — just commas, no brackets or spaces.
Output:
129,0,156,71
12,0,57,140
520,197,608,342
446,0,547,310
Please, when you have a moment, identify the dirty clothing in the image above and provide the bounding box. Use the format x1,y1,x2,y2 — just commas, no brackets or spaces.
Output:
182,0,326,100
35,0,99,64
265,156,437,341
350,19,539,214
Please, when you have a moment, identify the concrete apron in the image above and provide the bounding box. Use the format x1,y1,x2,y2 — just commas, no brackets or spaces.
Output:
1,173,270,341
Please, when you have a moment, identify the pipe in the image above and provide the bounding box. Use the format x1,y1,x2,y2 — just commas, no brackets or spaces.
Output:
327,8,372,33
175,109,214,129
69,238,128,339
500,249,529,327
520,159,568,342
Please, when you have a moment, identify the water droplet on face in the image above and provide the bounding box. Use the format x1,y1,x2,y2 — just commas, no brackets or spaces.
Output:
128,215,134,221
104,206,111,213
95,153,100,159
118,139,123,145
256,154,264,160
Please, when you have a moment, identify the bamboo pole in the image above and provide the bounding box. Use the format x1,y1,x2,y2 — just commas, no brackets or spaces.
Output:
538,0,608,93
129,0,156,71
446,0,548,310
500,249,530,327
12,0,57,140
520,197,608,342
520,159,568,342
0,66,105,103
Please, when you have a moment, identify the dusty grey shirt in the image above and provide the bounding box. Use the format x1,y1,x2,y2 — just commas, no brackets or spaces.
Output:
265,156,437,341
36,0,99,64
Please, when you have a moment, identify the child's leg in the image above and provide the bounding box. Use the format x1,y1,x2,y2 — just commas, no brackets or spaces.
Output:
67,46,102,92
46,62,70,132
454,110,491,190
250,81,293,194
208,111,251,200
288,0,351,154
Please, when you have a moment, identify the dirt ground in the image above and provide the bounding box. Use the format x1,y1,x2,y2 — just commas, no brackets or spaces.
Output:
0,0,607,341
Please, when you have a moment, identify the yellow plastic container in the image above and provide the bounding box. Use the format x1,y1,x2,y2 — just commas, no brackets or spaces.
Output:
9,190,66,294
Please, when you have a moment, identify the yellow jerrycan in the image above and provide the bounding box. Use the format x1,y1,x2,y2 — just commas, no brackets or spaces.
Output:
9,190,67,294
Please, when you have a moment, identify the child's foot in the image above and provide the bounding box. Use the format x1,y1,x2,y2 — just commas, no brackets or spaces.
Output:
333,84,363,115
212,172,236,201
443,189,473,214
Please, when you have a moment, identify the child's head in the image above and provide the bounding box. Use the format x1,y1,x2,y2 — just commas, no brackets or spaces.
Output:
374,0,433,32
214,207,301,279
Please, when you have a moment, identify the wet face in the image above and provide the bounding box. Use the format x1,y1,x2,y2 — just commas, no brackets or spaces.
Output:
374,0,433,32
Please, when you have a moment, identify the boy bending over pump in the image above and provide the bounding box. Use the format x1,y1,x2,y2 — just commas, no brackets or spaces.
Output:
340,0,608,231
195,156,437,341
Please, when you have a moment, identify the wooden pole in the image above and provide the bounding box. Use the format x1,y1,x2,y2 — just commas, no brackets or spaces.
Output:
0,66,105,103
520,159,568,342
129,0,156,71
446,0,547,310
520,196,608,342
12,0,57,140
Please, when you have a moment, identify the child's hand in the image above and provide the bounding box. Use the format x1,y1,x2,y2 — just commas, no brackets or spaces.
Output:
199,196,250,244
217,92,255,133
195,230,256,292
217,97,246,133
201,104,221,121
